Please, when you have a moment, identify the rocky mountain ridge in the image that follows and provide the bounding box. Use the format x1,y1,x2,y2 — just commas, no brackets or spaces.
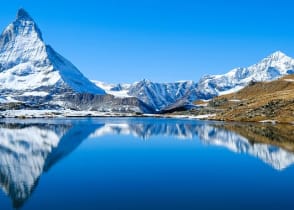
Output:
94,51,294,111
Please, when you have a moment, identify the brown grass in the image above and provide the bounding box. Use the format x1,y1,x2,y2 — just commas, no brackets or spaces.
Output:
209,75,294,123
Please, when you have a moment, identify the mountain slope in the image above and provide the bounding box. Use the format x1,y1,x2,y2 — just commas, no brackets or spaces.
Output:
0,9,105,102
127,80,196,111
192,51,294,100
207,74,294,123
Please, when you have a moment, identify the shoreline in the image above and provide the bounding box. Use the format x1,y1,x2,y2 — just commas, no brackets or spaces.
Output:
0,109,214,120
0,109,293,125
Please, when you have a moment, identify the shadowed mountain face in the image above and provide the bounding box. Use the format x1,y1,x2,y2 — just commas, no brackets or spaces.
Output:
0,118,293,209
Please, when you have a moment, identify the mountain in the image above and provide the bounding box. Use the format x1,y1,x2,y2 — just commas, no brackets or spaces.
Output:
0,9,105,103
127,80,196,111
192,51,294,100
94,79,197,111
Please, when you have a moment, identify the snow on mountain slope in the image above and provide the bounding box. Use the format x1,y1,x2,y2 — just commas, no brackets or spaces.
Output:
0,9,105,100
92,81,131,98
127,80,196,111
194,51,294,99
94,79,196,111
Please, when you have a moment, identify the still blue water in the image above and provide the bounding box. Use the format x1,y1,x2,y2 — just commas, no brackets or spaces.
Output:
0,117,293,210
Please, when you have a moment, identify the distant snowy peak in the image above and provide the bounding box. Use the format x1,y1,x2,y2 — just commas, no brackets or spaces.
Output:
196,51,294,98
247,51,294,77
0,9,105,98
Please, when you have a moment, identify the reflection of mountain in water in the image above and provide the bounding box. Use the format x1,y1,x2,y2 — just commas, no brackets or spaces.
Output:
196,124,294,171
0,120,101,209
90,119,294,170
0,118,293,209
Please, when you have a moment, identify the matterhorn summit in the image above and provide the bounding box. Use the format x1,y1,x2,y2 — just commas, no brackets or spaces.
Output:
0,9,105,104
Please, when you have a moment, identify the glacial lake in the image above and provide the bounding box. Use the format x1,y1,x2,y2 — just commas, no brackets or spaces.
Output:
0,117,293,210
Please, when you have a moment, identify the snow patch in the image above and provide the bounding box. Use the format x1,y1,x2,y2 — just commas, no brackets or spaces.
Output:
229,99,242,102
259,120,277,124
22,91,49,96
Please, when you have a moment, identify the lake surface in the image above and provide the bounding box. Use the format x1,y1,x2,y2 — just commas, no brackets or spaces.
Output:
0,117,293,210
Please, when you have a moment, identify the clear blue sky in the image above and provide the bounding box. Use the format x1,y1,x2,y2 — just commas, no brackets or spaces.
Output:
1,0,294,83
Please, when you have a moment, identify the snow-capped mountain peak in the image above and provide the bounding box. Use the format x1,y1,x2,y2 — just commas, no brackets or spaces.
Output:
17,8,33,20
253,51,294,74
267,50,288,60
0,9,105,102
0,9,45,68
193,51,294,99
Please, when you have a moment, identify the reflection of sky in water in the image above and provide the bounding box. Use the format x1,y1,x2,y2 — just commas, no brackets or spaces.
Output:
0,118,293,210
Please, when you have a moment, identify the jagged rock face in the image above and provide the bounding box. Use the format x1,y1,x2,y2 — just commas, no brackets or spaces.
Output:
63,93,154,113
94,80,197,111
127,80,196,111
0,9,105,104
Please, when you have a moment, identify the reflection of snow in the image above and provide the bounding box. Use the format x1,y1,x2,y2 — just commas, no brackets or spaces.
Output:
90,120,294,170
0,121,98,208
195,125,294,171
0,124,66,207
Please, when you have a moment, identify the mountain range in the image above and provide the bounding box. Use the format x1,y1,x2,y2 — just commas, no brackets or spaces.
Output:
0,9,294,114
95,51,294,108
